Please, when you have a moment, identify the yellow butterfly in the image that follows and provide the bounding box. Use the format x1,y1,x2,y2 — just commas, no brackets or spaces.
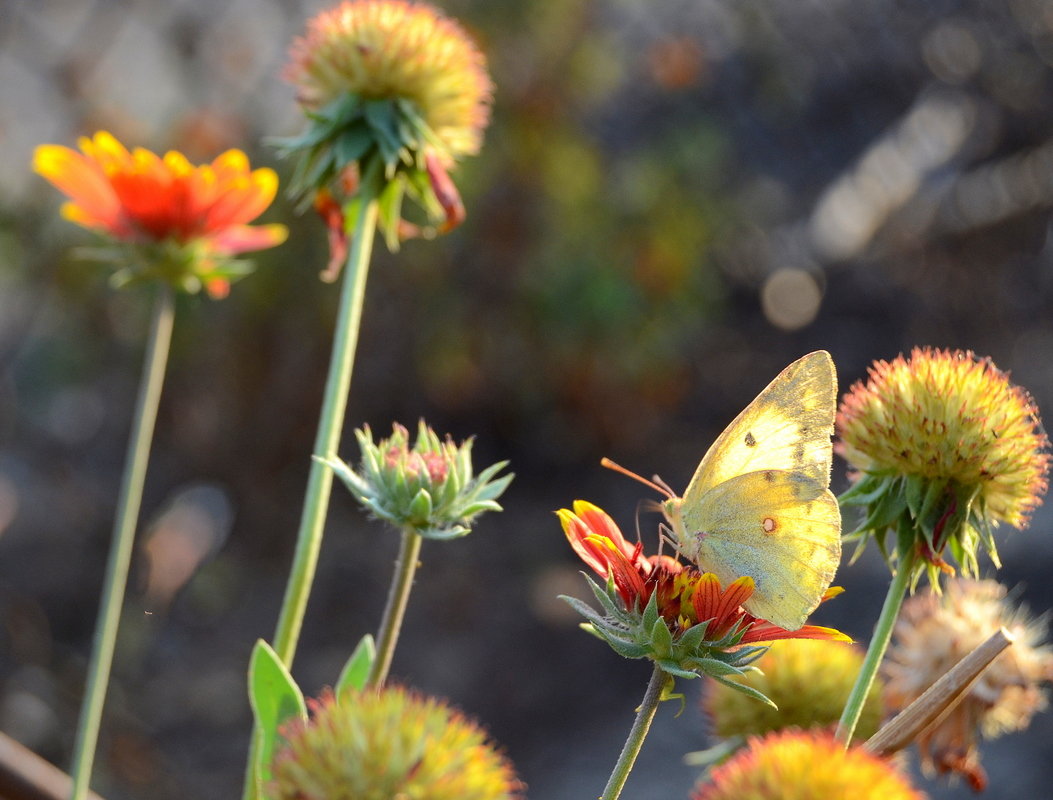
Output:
606,351,842,631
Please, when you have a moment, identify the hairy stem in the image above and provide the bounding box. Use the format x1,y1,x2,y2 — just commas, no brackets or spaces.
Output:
601,664,666,800
367,527,424,688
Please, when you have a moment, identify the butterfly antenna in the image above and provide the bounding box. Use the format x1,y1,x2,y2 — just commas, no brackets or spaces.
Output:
600,457,675,499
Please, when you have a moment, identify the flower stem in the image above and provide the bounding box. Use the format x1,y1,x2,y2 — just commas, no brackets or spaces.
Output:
242,182,380,800
836,548,916,746
601,664,667,800
270,177,380,667
367,526,424,688
69,284,175,800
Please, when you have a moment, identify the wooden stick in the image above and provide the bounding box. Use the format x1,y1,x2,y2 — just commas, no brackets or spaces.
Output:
0,732,106,800
864,627,1014,757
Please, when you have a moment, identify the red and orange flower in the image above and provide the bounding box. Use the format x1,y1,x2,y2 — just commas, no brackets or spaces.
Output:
559,501,848,694
34,131,287,297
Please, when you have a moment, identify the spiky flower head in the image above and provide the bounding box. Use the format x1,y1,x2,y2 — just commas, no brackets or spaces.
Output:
883,578,1053,791
693,730,925,800
325,420,512,539
837,347,1050,584
558,501,849,704
704,639,884,742
271,687,523,800
33,131,287,298
280,0,493,262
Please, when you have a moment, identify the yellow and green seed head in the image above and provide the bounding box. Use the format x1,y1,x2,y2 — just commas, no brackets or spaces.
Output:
272,687,523,800
693,730,924,800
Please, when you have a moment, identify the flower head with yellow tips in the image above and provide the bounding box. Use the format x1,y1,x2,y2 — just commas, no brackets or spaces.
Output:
559,501,849,703
271,686,523,800
33,131,287,298
279,0,493,261
693,730,924,800
837,347,1050,584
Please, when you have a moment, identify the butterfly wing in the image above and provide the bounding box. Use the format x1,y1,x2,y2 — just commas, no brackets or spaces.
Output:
681,351,837,506
681,469,841,630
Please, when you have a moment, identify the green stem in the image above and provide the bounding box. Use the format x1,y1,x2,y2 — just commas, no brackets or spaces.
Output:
836,548,916,746
601,664,666,800
242,182,380,800
367,527,423,688
270,180,380,666
69,284,175,800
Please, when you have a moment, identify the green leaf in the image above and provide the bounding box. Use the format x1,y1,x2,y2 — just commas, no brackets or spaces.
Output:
247,640,307,794
336,634,376,697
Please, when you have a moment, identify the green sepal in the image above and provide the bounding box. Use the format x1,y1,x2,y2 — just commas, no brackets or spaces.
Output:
650,614,674,658
675,619,712,651
335,634,376,698
377,176,407,252
560,594,611,629
656,660,702,680
687,656,756,677
641,589,661,632
859,477,908,533
904,474,926,519
838,471,889,506
917,476,950,531
710,673,777,709
408,488,434,524
247,640,307,793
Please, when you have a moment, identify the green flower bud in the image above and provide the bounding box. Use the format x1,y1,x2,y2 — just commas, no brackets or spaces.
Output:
326,420,512,539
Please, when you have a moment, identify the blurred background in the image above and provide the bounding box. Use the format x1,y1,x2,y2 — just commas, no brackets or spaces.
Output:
3,0,1053,797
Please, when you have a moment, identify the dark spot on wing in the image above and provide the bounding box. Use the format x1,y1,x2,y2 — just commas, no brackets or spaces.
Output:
744,431,757,447
793,442,805,463
763,470,776,482
762,517,777,533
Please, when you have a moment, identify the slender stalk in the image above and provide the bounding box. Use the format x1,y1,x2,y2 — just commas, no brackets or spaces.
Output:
601,664,667,800
269,184,380,666
69,284,175,800
367,527,424,688
836,548,916,746
242,183,380,800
